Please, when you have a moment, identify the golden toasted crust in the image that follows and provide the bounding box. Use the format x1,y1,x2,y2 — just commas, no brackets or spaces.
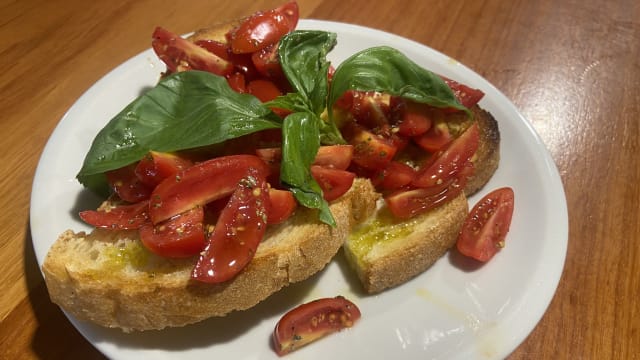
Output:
466,105,500,196
42,179,378,331
344,193,468,294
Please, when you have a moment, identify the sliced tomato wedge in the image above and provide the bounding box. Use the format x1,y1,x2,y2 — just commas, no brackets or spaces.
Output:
457,187,515,262
412,122,479,188
386,161,473,219
396,101,433,137
226,72,247,93
191,168,270,283
273,296,361,356
106,164,152,203
345,124,397,171
79,201,150,230
267,188,297,224
310,165,355,201
251,43,285,79
413,121,453,153
441,76,485,109
139,206,206,258
152,26,233,75
227,0,299,54
247,79,282,102
134,151,193,188
372,161,416,191
149,155,270,224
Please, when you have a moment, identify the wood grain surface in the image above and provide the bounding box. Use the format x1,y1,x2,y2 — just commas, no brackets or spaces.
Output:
1,0,638,358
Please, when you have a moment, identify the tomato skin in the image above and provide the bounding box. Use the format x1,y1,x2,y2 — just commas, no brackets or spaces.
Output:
79,201,150,230
267,188,297,224
149,155,270,224
345,124,397,171
441,76,485,109
247,79,282,102
412,122,479,188
396,101,433,137
457,187,515,262
372,161,416,190
227,1,299,54
191,168,270,283
413,121,453,153
310,166,355,201
226,72,247,93
106,164,152,203
134,151,193,188
139,206,206,258
252,43,285,80
152,27,233,75
273,296,361,356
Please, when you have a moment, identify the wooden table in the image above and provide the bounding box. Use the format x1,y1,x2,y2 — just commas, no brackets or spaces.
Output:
1,0,638,358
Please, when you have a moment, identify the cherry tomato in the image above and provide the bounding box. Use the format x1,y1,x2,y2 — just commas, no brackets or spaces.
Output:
413,121,453,153
152,27,233,75
227,1,299,54
79,201,150,230
139,206,206,258
346,91,392,129
106,164,152,203
226,72,247,93
310,166,355,201
345,124,397,171
134,151,193,188
247,79,283,102
441,76,485,109
191,168,270,283
267,188,297,224
149,155,270,224
412,122,479,188
372,161,416,190
385,163,472,219
251,43,285,80
457,187,515,262
273,296,361,356
396,100,433,137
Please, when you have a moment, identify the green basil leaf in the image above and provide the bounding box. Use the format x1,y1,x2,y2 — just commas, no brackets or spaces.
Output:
278,30,337,115
280,111,336,227
327,46,469,117
77,70,281,186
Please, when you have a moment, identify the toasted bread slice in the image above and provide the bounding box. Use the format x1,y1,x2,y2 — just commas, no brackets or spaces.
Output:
343,106,500,293
42,179,378,331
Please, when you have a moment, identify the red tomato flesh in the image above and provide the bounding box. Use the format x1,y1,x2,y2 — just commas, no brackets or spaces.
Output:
457,187,515,262
267,188,297,224
79,201,150,230
273,296,361,356
255,145,354,171
310,166,355,201
191,168,270,283
413,121,453,153
139,206,206,258
441,76,485,109
345,124,397,171
134,151,193,188
106,164,152,203
412,122,479,188
152,27,233,75
149,155,270,224
372,161,416,191
247,79,283,102
396,101,433,137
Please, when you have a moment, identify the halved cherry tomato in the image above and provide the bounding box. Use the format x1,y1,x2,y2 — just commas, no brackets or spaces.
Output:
345,124,397,170
152,27,233,75
252,43,285,80
267,188,297,224
247,79,282,102
396,101,433,137
412,122,479,188
385,163,471,219
227,0,299,54
273,296,361,356
79,201,150,230
256,145,354,171
149,155,270,224
344,91,391,129
226,72,247,93
106,164,152,203
134,151,193,188
441,76,485,109
191,168,270,283
310,165,355,201
372,161,416,190
413,121,453,153
457,187,515,262
139,206,206,258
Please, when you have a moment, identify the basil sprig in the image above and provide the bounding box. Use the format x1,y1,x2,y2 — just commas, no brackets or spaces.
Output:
77,71,281,190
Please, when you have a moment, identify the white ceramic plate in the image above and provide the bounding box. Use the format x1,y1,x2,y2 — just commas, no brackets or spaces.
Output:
30,20,568,359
